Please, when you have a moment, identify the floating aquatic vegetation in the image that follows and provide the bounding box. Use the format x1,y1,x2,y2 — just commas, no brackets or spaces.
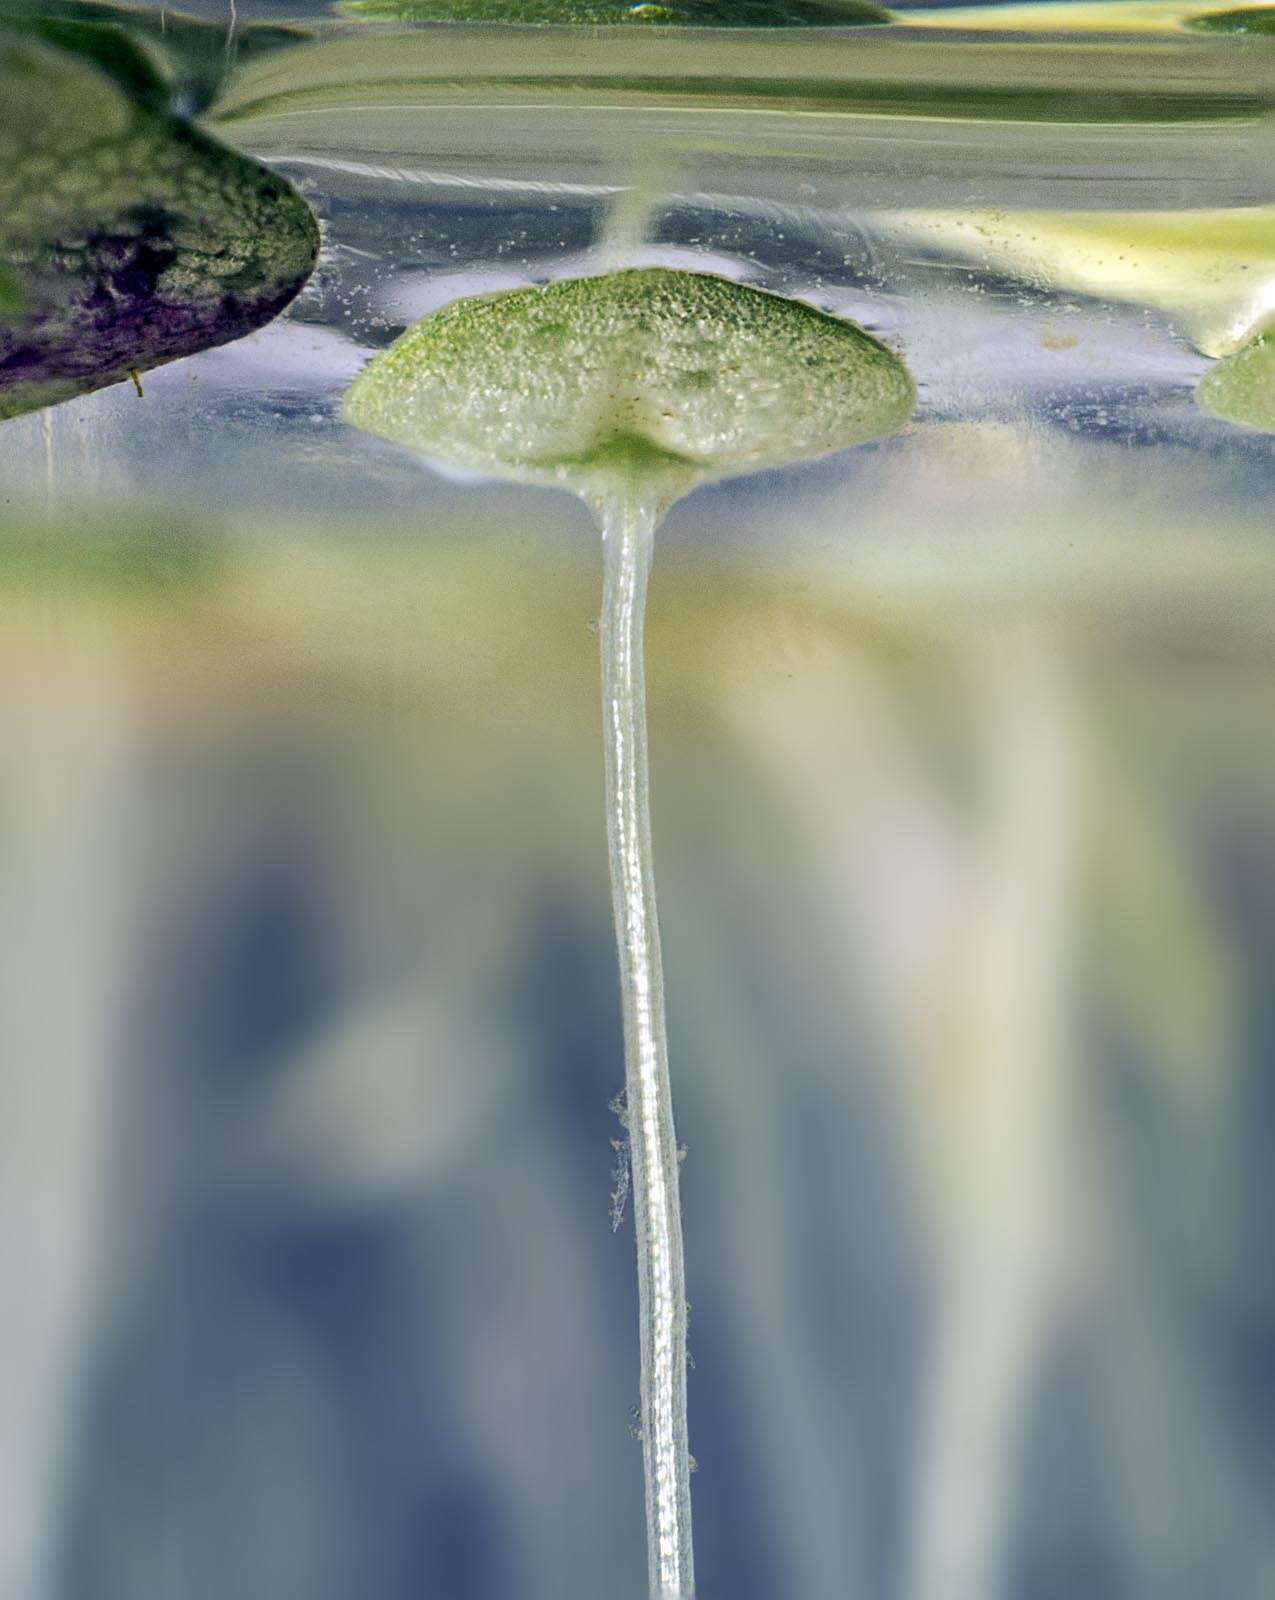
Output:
344,268,914,507
0,23,319,422
875,207,1275,358
1187,4,1275,30
1196,330,1275,430
342,0,893,26
345,266,914,1598
893,0,1256,30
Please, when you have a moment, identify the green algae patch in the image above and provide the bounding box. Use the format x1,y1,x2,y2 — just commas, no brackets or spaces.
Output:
0,27,319,422
342,0,892,27
1196,333,1275,431
1188,4,1275,28
0,264,23,317
343,268,914,509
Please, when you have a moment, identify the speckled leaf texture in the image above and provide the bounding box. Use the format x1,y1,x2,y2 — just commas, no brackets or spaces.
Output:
0,22,319,421
344,268,915,507
342,0,893,29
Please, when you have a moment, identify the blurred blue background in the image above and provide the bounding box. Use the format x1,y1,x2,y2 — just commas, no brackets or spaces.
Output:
1,442,1273,1599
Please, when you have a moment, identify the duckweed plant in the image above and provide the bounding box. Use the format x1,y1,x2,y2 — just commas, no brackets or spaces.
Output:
1196,330,1275,430
901,0,1275,31
875,204,1275,433
342,0,892,26
344,267,914,1596
0,17,317,420
1188,4,1275,30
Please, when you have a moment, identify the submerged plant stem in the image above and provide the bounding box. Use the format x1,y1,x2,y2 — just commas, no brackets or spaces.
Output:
598,489,694,1600
340,270,913,1597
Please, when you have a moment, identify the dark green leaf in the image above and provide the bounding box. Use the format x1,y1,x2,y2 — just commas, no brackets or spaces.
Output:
343,0,893,28
0,27,320,421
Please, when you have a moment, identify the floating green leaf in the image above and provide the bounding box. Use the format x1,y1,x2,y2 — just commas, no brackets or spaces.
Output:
0,26,319,422
1196,331,1275,430
877,208,1275,357
343,268,914,508
896,0,1208,31
1187,5,1275,31
343,0,892,28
